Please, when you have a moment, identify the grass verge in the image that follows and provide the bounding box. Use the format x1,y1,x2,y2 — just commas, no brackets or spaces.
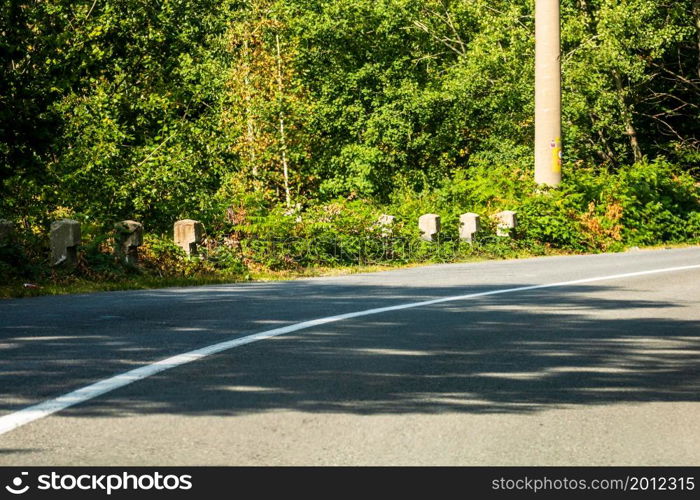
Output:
2,243,696,299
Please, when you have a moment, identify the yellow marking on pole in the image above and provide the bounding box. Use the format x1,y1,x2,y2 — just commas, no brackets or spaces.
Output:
551,137,562,173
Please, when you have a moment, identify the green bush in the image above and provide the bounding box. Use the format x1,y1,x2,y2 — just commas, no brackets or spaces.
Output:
3,156,698,296
0,225,48,280
517,159,699,251
611,160,699,245
206,244,249,275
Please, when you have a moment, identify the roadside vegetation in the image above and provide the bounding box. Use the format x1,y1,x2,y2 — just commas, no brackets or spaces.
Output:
1,1,698,298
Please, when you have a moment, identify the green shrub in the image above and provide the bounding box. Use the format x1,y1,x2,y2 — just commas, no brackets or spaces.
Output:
611,159,699,245
139,234,211,277
3,156,698,295
518,159,699,251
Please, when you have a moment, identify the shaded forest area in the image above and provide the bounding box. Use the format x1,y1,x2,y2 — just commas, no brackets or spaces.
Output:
1,0,699,290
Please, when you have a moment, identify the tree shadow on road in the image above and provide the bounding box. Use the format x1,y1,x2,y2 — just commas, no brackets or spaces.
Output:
20,281,694,417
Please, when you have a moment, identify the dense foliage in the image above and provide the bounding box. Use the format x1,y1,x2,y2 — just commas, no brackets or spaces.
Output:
1,0,699,286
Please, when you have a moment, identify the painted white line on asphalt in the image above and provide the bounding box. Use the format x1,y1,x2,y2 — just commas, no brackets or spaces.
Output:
1,263,699,436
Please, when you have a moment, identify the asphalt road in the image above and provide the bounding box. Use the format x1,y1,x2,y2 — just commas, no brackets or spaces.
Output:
0,247,699,465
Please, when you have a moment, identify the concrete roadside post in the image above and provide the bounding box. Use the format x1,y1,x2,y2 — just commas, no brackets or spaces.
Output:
174,219,204,256
419,214,440,242
459,213,480,243
114,220,144,265
378,214,396,237
494,211,518,237
377,214,396,261
50,219,81,269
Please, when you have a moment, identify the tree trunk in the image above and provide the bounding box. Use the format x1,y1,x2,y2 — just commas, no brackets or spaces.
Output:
613,71,643,163
694,0,700,79
243,38,258,179
276,34,291,209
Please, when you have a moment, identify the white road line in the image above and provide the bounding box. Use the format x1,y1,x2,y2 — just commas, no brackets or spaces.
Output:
1,263,699,436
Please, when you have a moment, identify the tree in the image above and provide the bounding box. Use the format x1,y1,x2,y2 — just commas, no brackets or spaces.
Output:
1,0,235,229
562,0,699,167
221,0,309,208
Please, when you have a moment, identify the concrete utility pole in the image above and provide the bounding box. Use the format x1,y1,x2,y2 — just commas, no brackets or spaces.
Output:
534,0,562,186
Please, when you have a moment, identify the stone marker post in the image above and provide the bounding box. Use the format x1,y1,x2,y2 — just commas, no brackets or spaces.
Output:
418,214,440,242
377,214,395,237
174,219,204,256
494,210,518,237
114,220,144,265
459,213,480,243
50,219,81,268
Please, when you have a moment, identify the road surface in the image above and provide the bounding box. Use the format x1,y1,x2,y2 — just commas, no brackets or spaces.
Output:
0,247,699,465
